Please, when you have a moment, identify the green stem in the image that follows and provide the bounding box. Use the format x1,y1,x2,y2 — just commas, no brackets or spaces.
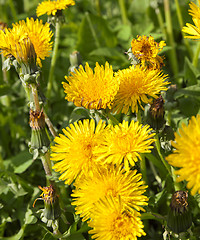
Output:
136,110,142,124
192,41,200,67
21,81,31,102
8,0,18,22
149,161,162,187
154,134,172,176
118,0,128,25
155,7,167,40
171,166,182,191
0,153,5,170
164,0,179,76
95,0,101,16
31,84,40,112
174,0,193,59
41,151,52,177
43,110,57,138
47,21,61,99
140,155,147,184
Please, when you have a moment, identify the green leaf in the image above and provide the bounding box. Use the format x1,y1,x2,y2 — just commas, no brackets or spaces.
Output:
77,12,117,60
144,153,166,175
0,228,24,240
184,57,198,86
178,97,200,117
117,24,132,41
0,85,11,97
66,233,86,240
174,84,200,100
5,150,33,173
90,47,128,62
24,209,37,225
69,107,90,124
14,159,34,174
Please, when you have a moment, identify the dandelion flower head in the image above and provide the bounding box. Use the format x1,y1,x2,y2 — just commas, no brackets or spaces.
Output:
131,35,166,69
63,62,119,110
112,65,169,114
72,165,148,221
0,18,53,67
51,119,107,185
166,115,200,196
88,196,146,240
182,1,200,39
96,120,155,171
37,0,75,17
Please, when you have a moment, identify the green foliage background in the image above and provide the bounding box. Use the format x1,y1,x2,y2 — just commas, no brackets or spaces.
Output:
1,0,200,239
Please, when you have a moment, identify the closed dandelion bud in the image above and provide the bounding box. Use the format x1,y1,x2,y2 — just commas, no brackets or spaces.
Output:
29,110,50,159
146,95,166,130
68,51,82,74
167,191,192,234
34,185,61,221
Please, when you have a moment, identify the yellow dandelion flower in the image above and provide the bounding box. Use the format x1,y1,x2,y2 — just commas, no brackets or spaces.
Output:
0,18,53,67
72,165,148,222
62,62,119,110
51,119,107,185
166,115,200,196
131,35,166,69
188,0,200,19
88,196,146,240
96,120,155,171
182,1,200,39
182,17,200,39
112,65,169,114
36,0,75,17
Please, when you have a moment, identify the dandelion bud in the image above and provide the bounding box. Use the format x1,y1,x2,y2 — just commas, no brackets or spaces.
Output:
33,185,61,221
167,191,192,234
146,95,166,130
29,109,50,159
68,51,82,74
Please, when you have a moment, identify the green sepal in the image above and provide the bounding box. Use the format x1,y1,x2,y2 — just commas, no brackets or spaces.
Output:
2,57,12,71
167,207,192,234
43,196,61,220
29,128,50,158
146,107,166,131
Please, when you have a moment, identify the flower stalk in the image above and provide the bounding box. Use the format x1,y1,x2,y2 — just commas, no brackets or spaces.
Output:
31,83,41,112
118,0,128,25
174,0,193,59
41,152,52,177
47,21,61,99
164,0,179,77
154,133,172,176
